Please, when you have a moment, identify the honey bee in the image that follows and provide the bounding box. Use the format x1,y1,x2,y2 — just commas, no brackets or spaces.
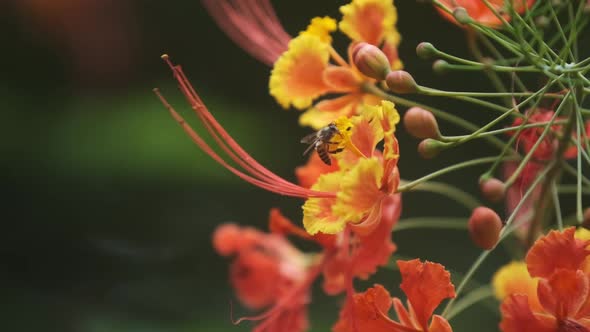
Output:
301,122,348,165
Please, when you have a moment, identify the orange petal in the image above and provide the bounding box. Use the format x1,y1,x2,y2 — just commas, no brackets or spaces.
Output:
323,66,361,91
339,0,399,46
231,250,283,309
537,269,589,320
436,0,536,28
500,294,556,332
333,157,384,224
351,194,400,278
526,227,590,279
269,34,331,109
295,152,339,189
397,259,456,331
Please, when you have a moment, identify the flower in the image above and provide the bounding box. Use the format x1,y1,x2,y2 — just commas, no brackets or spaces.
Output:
202,0,291,66
499,227,590,332
435,0,536,28
303,100,401,235
492,261,542,311
269,0,403,129
333,259,456,332
213,220,329,332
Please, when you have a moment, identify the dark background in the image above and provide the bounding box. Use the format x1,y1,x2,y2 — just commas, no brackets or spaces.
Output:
0,1,533,331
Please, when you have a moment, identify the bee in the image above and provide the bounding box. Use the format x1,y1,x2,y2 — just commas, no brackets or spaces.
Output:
301,122,348,165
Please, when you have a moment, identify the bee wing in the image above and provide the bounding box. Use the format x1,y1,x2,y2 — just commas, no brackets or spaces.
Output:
300,132,319,144
302,141,317,156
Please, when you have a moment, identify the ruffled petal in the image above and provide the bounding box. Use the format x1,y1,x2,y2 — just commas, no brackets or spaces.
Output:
332,284,399,332
339,0,399,46
335,102,385,168
300,16,337,43
332,157,384,225
492,261,542,311
270,34,331,109
299,96,360,130
397,259,456,331
500,294,556,332
303,171,345,235
526,227,590,279
537,269,589,320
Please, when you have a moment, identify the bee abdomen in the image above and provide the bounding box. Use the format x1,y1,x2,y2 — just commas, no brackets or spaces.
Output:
317,146,332,165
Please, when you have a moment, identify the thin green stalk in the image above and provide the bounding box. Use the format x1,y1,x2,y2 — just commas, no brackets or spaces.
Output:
394,218,467,232
441,120,568,141
397,156,519,192
445,285,495,321
362,84,508,150
403,180,481,210
552,181,564,231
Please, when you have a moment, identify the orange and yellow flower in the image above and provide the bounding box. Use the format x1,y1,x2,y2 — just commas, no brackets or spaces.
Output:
333,259,456,332
303,100,400,235
498,227,590,332
269,0,403,129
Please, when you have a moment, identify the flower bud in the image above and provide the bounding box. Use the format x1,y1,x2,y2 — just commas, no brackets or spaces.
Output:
416,42,437,60
453,7,472,25
386,70,418,94
479,177,505,203
352,42,391,80
468,207,503,250
432,59,449,75
403,107,440,139
417,138,446,159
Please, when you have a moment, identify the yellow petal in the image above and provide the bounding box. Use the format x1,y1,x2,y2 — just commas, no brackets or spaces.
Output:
380,100,400,163
269,35,331,110
575,227,590,241
300,16,337,44
303,171,346,235
333,157,384,224
339,0,399,46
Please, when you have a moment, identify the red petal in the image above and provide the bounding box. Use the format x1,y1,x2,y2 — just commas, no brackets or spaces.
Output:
428,315,453,332
332,284,395,332
526,227,590,278
500,294,556,332
397,259,456,331
537,269,589,320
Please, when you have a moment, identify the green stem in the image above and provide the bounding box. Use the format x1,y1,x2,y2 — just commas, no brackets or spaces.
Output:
402,180,481,210
445,285,495,321
441,120,568,141
397,156,519,192
394,218,467,232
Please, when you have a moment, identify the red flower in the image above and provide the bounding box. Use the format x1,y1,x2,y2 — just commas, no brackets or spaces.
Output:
213,223,314,332
500,227,590,332
333,259,456,332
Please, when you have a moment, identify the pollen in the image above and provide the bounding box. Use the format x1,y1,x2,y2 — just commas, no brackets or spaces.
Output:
300,16,337,44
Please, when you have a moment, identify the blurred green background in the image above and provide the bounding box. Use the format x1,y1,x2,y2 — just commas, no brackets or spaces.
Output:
1,1,528,331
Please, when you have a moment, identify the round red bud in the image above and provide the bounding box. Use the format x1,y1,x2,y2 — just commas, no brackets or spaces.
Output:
212,223,241,256
479,177,506,203
386,70,418,94
468,207,503,250
403,107,440,139
352,42,391,81
417,138,446,159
